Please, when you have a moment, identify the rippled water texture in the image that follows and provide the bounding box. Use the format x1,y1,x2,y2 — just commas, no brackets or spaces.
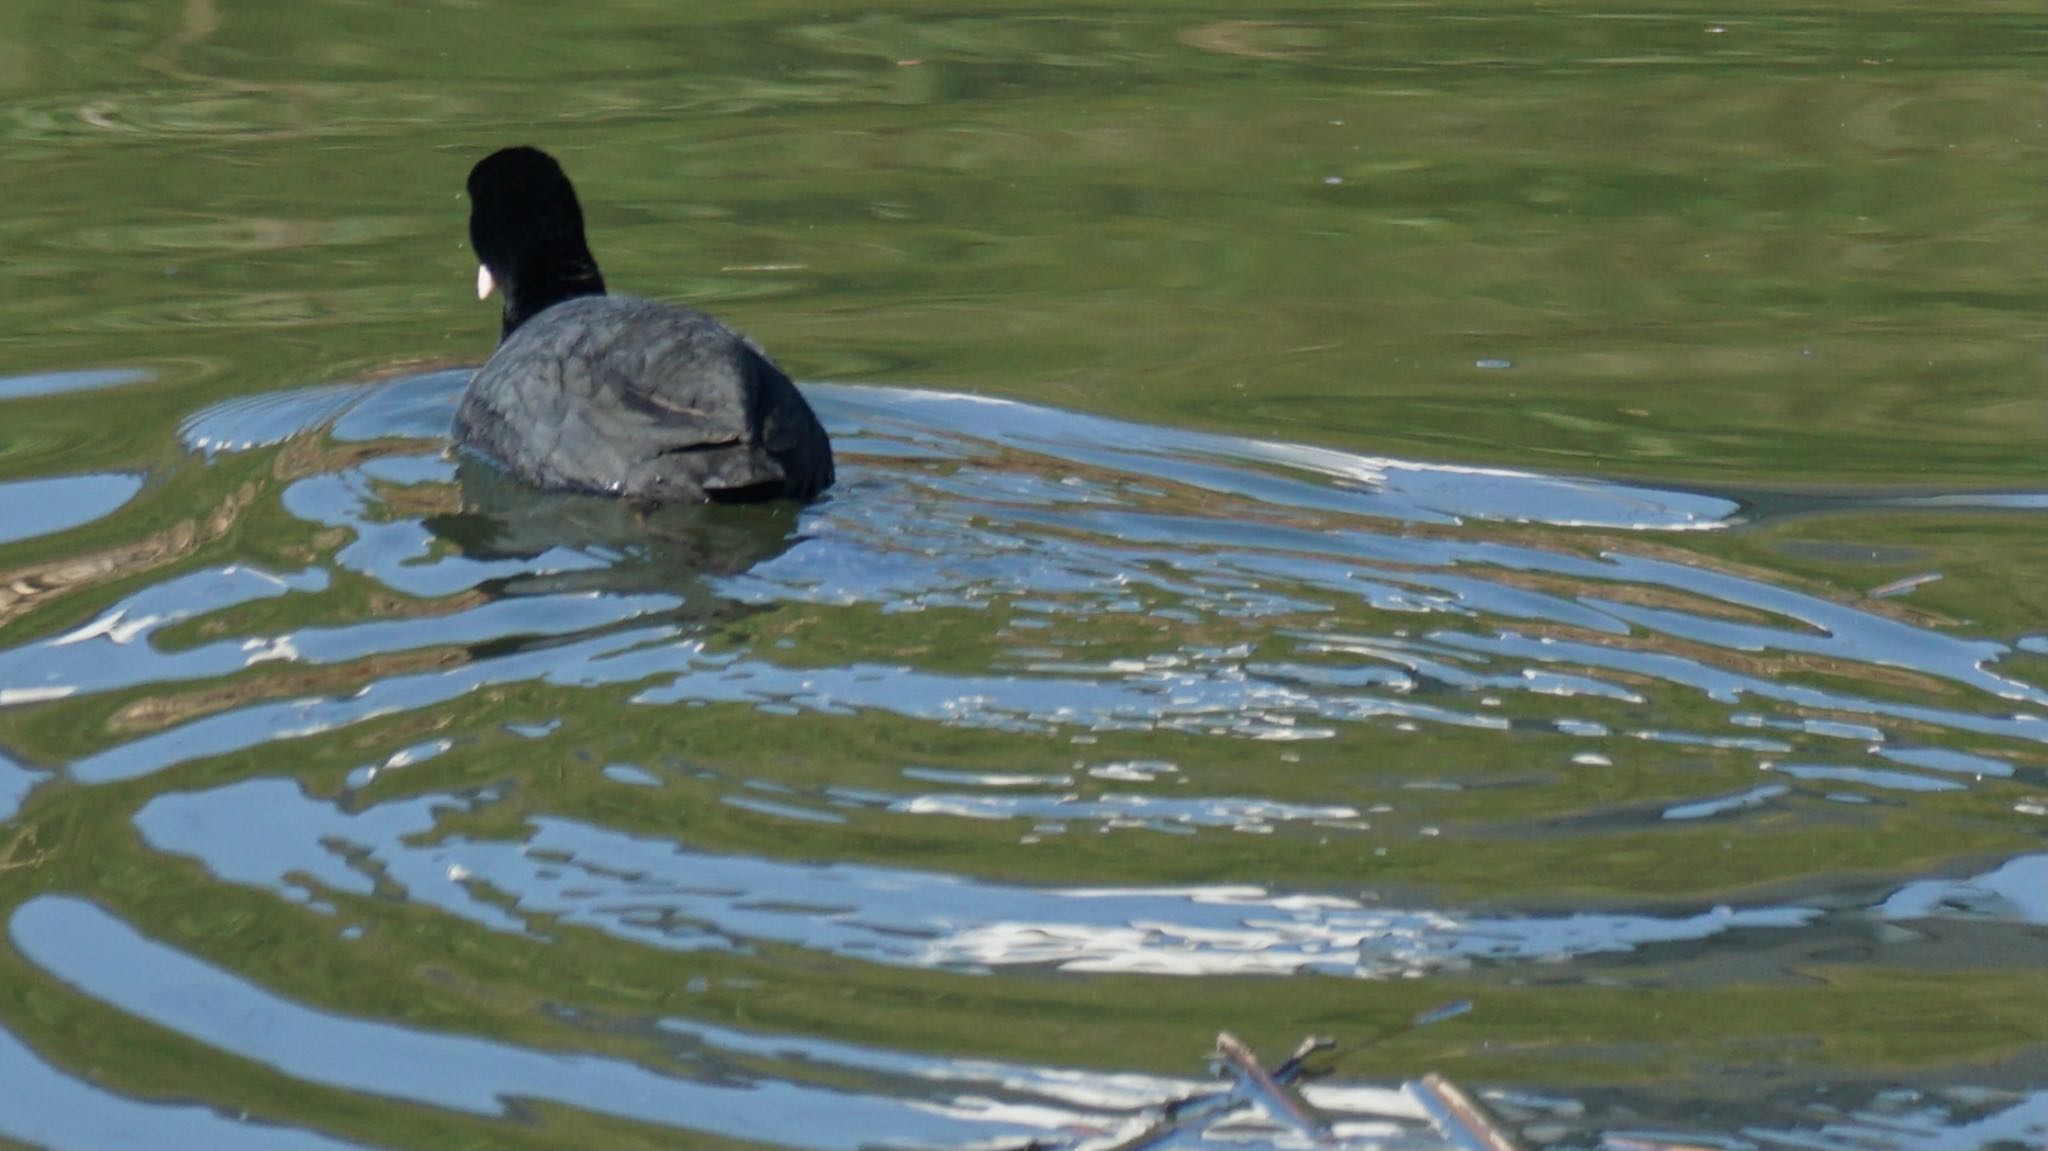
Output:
1,4,2044,1150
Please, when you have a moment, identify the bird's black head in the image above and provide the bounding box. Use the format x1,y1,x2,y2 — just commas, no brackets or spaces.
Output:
466,146,607,340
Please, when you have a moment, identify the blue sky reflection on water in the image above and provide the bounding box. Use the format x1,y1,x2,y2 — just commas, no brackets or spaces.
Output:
2,368,2042,1147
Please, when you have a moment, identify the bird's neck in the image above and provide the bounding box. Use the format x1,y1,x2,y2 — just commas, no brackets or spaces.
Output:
500,249,607,341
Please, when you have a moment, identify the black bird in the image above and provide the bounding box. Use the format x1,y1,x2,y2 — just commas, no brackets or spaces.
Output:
454,146,834,503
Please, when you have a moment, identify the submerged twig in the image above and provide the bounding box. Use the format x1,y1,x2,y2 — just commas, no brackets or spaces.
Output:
0,824,51,872
1406,1072,1524,1151
1270,1033,1338,1084
1216,1031,1331,1141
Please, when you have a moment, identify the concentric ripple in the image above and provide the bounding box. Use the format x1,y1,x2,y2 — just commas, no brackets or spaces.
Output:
1,369,2042,1149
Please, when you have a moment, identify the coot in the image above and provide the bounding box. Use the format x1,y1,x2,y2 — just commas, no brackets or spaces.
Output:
454,146,834,503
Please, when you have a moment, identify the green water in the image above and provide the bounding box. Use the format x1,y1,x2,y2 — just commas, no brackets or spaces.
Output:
6,3,2042,484
0,3,2043,1148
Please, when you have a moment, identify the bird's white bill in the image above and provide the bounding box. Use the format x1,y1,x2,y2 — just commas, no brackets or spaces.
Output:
476,264,495,300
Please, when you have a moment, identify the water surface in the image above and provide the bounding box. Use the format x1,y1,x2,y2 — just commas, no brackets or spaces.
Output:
0,4,2043,1149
